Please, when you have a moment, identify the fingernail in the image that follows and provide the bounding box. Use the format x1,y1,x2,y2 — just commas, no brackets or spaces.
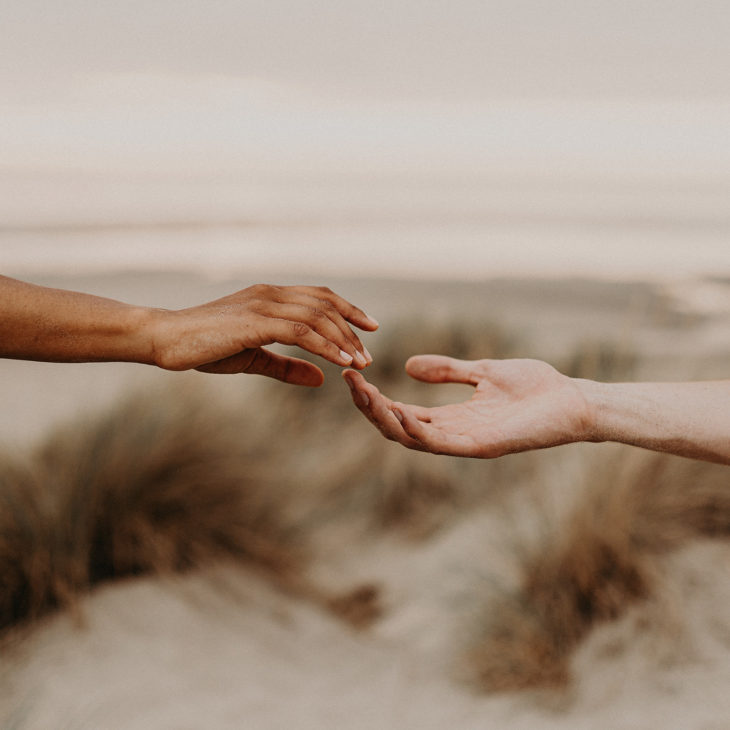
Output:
361,393,369,406
366,315,379,328
363,347,373,363
393,408,403,422
339,350,353,364
354,351,367,367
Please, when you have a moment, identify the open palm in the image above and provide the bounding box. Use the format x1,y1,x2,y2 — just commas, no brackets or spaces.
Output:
344,355,593,458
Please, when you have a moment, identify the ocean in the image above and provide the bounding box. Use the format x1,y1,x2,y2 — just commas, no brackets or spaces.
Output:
2,171,729,281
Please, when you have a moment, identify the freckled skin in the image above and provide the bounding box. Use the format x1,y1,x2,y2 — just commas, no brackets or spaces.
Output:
0,276,377,387
344,355,730,465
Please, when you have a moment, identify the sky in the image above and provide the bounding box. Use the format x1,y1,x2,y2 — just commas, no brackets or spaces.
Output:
3,0,730,100
2,1,729,180
1,1,729,277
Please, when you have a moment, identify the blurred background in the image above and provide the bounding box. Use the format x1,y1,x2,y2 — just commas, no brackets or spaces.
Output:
2,3,730,729
2,0,730,278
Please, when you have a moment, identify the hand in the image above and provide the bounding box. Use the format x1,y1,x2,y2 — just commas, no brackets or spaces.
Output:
343,355,594,457
149,284,378,386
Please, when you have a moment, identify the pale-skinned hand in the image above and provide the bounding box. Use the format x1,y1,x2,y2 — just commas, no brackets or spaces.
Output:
150,284,378,386
343,355,594,457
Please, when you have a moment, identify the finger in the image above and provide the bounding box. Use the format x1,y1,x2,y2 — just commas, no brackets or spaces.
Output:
405,355,480,385
255,316,356,367
392,405,478,456
196,348,324,386
342,369,385,414
402,403,433,422
286,292,370,363
343,371,431,421
297,286,379,332
258,297,369,368
245,349,325,386
343,371,426,450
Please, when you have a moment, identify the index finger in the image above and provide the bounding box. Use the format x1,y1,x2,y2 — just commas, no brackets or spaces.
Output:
343,370,427,451
297,286,379,332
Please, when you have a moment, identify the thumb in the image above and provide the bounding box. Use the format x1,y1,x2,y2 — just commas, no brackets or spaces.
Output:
197,348,324,386
405,355,479,385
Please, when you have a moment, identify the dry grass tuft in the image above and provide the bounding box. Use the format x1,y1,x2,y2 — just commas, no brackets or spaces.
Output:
558,339,637,382
0,387,305,633
375,451,462,538
469,449,730,693
628,454,730,547
326,583,383,629
0,459,51,629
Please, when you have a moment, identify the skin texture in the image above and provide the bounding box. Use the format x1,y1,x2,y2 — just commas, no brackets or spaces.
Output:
0,276,377,386
343,355,730,465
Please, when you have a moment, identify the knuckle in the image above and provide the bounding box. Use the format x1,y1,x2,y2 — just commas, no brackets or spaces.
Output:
248,283,275,302
291,322,311,338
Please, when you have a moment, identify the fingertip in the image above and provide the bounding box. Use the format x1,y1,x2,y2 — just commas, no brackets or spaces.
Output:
277,360,324,387
342,368,361,385
349,312,378,332
343,369,372,410
342,369,365,401
296,364,324,387
404,354,432,378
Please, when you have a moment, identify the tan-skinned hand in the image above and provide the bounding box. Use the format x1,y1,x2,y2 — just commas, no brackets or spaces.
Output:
151,284,378,386
0,276,377,387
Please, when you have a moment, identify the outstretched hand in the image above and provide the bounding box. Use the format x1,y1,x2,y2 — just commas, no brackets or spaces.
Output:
343,355,594,457
150,284,378,386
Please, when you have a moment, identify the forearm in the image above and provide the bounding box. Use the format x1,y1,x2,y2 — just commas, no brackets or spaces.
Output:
0,275,156,364
579,378,730,464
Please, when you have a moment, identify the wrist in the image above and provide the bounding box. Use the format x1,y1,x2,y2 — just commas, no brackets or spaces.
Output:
572,377,614,443
132,306,172,367
141,308,202,371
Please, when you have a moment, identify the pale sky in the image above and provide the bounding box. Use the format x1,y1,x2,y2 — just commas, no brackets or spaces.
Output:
2,0,730,100
2,0,729,181
1,1,729,279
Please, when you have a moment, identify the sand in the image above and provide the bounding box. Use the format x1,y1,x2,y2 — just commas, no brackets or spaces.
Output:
2,538,729,730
